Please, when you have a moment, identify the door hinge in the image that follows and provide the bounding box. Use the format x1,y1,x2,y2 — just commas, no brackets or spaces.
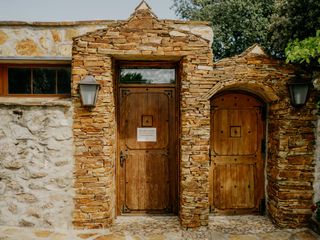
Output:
164,90,173,98
121,204,130,214
259,198,266,215
259,106,267,121
261,139,266,155
209,149,212,166
121,89,130,97
120,150,126,167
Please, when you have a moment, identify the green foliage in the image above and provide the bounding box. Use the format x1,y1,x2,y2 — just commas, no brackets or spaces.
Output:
172,0,274,59
268,0,320,58
120,73,143,83
172,0,320,60
285,30,320,65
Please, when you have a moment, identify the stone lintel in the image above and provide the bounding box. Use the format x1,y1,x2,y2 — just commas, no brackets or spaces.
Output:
0,56,71,64
0,97,72,107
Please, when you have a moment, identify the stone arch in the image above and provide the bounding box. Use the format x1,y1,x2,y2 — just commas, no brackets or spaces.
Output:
206,80,274,217
202,79,279,103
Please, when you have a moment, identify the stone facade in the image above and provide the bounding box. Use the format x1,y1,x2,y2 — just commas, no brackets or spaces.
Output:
0,20,211,58
71,4,214,228
0,0,318,231
0,99,73,228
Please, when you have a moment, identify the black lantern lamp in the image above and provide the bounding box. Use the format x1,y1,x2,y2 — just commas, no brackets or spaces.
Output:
288,76,311,107
79,75,100,107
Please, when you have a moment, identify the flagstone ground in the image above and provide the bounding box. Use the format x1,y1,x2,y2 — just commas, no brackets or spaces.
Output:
0,215,319,240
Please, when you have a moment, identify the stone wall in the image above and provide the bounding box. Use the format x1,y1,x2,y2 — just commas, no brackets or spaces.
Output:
205,45,317,228
0,20,212,58
0,99,73,228
0,22,111,57
71,5,214,228
0,6,213,230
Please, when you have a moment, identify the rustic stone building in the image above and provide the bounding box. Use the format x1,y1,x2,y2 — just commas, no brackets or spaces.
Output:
0,0,319,230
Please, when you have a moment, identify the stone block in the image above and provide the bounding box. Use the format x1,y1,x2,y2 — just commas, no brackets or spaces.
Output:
15,39,42,56
0,30,8,45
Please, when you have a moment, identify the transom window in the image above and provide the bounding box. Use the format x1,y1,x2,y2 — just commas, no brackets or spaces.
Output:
118,61,177,85
120,68,176,84
0,65,71,96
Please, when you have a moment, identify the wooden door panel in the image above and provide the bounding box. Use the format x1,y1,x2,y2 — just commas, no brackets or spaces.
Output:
141,151,169,210
213,109,259,156
210,93,264,214
119,87,175,214
213,164,256,208
125,91,169,149
125,152,140,210
125,150,169,211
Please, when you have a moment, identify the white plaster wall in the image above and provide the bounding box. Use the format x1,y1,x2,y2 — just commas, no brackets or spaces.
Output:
313,77,320,203
314,117,320,203
0,24,109,57
0,100,74,228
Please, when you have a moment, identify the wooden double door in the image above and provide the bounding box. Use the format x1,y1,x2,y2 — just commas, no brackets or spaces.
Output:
210,92,265,214
117,87,177,214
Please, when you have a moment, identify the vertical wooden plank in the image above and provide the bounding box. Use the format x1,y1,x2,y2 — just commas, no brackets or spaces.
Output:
238,164,245,208
139,152,146,210
217,166,221,208
213,110,220,155
220,166,225,209
221,110,229,155
213,165,219,209
249,165,255,208
226,164,231,209
125,153,140,210
231,109,239,155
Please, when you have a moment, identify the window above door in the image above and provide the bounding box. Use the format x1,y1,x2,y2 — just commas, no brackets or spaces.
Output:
120,68,175,84
118,61,177,85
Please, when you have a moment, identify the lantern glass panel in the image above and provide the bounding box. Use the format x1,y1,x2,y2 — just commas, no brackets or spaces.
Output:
80,85,98,106
290,84,309,106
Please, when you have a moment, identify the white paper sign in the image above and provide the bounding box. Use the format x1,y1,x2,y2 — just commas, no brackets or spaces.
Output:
137,128,157,142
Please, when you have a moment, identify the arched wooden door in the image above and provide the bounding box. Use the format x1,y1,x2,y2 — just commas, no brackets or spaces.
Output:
210,92,265,214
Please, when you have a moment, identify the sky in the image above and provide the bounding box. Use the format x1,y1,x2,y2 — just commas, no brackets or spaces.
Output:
0,0,177,22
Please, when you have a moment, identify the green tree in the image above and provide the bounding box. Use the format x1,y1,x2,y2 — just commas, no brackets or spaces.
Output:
268,0,320,58
172,0,274,59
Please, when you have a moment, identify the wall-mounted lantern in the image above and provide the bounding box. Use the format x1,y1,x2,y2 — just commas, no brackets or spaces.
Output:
79,75,100,107
288,77,311,107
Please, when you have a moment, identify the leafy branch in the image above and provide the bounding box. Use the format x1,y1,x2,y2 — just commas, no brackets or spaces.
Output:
286,30,320,65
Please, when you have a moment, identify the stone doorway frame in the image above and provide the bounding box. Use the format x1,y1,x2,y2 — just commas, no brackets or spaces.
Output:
114,60,181,216
204,82,280,216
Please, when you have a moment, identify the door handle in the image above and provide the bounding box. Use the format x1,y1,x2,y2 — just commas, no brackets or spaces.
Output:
120,150,126,167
